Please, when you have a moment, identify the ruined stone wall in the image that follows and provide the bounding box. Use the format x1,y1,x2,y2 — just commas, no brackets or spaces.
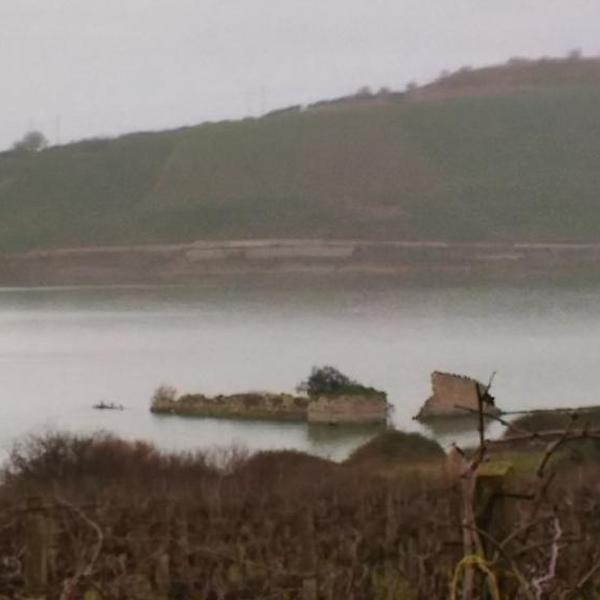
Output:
415,371,498,420
152,393,308,421
431,372,480,412
152,391,389,425
307,394,389,425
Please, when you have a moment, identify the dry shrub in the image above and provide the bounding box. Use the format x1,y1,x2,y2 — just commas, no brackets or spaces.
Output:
14,431,600,598
233,449,339,487
2,431,217,497
0,431,458,598
345,429,445,469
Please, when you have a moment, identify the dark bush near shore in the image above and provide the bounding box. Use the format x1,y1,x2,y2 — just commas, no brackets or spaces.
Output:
3,431,218,496
233,449,341,489
345,429,446,468
503,409,600,462
507,406,600,435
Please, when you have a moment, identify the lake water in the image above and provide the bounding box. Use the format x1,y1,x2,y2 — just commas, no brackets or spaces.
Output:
1,275,599,461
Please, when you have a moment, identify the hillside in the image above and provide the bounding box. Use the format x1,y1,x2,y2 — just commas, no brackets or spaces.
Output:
2,57,600,253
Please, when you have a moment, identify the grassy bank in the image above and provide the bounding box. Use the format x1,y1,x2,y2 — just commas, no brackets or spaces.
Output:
3,58,600,253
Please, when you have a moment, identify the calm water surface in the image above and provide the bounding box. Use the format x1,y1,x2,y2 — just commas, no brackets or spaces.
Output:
1,276,599,461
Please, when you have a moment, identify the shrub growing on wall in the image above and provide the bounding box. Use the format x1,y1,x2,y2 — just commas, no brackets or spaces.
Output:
297,366,379,397
151,384,177,408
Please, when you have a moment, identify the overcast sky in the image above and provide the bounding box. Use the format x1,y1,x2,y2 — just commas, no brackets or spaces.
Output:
1,0,599,150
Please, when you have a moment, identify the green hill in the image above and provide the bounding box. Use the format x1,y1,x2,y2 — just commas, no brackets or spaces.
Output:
3,57,600,253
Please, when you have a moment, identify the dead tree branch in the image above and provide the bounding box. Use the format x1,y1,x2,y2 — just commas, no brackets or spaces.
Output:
56,496,103,600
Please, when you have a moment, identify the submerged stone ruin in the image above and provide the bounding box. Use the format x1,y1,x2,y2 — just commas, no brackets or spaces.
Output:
415,371,500,420
151,366,390,426
151,390,389,425
151,392,309,421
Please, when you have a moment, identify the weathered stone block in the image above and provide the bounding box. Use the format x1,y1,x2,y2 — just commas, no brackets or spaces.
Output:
415,371,499,420
307,393,389,425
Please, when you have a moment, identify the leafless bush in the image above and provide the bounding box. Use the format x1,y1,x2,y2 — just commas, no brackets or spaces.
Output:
3,419,600,598
2,431,217,498
0,431,456,598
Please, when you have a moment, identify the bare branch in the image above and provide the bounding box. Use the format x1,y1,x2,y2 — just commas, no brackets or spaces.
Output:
462,523,535,600
531,516,562,598
55,496,103,600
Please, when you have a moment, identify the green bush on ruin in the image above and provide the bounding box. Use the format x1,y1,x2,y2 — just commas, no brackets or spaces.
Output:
297,365,384,398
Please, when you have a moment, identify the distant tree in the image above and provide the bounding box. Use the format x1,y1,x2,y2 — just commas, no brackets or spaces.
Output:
567,48,582,61
12,130,48,153
151,384,177,408
355,85,373,98
377,86,391,96
438,69,450,80
297,366,356,397
405,80,418,92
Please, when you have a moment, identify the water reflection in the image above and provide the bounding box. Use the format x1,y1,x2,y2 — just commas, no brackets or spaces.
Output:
148,414,386,462
306,423,386,460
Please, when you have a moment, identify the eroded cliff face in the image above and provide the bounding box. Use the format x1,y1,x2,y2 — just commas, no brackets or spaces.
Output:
415,371,499,420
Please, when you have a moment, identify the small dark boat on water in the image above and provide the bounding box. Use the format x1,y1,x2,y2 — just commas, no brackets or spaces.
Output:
92,401,124,411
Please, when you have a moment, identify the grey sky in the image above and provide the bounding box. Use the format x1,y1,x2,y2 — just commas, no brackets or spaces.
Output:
1,0,598,150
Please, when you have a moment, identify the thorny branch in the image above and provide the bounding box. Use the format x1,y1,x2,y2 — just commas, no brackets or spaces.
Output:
56,495,103,600
531,515,562,598
452,378,600,599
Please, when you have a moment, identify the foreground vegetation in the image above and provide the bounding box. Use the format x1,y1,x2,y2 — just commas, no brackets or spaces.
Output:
0,431,446,599
3,57,600,252
3,424,600,598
